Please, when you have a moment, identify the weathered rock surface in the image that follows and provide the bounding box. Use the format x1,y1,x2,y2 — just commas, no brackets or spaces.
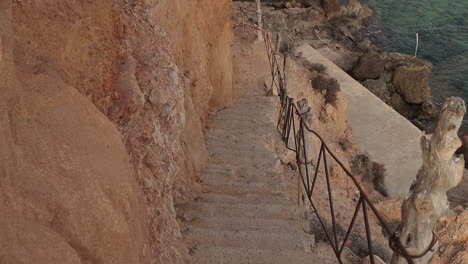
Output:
420,100,438,118
345,0,370,18
389,92,418,119
382,52,429,72
392,65,431,104
352,53,385,80
362,78,391,104
0,9,150,262
362,255,387,264
1,0,233,263
435,210,468,264
321,0,341,16
317,46,360,72
457,130,468,169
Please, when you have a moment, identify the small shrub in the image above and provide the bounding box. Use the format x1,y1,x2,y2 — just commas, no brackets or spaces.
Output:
309,215,391,261
304,61,327,73
349,234,392,262
311,74,341,106
371,162,389,197
339,137,352,151
309,216,346,243
351,153,389,197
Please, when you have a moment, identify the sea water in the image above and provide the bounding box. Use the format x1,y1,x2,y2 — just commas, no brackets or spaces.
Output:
361,0,468,128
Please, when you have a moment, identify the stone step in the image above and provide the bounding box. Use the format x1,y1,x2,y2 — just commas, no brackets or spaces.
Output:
209,118,274,125
195,193,295,206
201,181,285,197
212,106,276,115
205,125,277,137
207,118,277,127
205,161,282,172
176,201,304,220
222,94,276,104
183,228,314,252
205,137,275,151
208,154,280,168
234,96,278,105
208,116,277,124
181,215,308,233
208,147,277,159
207,143,272,154
204,128,278,140
189,246,324,264
200,168,283,185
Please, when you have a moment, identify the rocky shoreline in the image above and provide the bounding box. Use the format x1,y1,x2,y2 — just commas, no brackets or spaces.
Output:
271,1,439,128
235,0,468,168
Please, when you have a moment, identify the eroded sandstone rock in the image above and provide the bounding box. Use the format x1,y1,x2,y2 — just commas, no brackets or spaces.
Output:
321,0,341,16
390,92,418,119
352,53,385,80
383,52,429,72
4,0,234,263
346,0,363,17
362,78,391,104
392,65,431,104
0,75,151,264
435,210,468,264
317,46,360,72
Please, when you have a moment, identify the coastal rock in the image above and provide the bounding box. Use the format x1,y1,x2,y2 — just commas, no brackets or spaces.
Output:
434,210,468,264
321,0,341,16
317,46,360,72
346,0,364,18
380,71,394,83
382,52,429,72
345,0,362,16
390,92,418,119
351,53,385,80
447,169,468,208
420,100,438,118
284,8,326,31
392,65,431,104
362,78,391,104
458,131,468,169
356,39,373,52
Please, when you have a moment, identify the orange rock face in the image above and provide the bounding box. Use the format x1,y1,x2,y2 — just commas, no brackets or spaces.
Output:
0,6,150,262
1,0,233,263
435,210,468,264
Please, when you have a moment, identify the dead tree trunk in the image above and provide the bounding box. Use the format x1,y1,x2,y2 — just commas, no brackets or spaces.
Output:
256,0,263,41
297,99,313,207
390,97,466,264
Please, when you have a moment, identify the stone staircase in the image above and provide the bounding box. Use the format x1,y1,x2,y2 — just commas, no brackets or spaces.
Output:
176,85,319,263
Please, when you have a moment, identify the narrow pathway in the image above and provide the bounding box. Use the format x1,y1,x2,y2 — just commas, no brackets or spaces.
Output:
176,83,321,263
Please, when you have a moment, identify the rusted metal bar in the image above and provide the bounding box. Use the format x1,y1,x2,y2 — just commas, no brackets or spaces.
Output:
362,200,376,264
339,196,363,256
309,143,324,198
323,150,339,251
305,195,343,263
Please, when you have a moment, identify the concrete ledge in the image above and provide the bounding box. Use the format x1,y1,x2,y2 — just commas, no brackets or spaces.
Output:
295,44,423,197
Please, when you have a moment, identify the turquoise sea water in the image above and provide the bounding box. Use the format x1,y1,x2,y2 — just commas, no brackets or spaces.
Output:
361,0,468,128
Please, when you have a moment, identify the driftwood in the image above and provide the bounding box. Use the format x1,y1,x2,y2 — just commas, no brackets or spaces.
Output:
297,99,313,207
390,97,466,264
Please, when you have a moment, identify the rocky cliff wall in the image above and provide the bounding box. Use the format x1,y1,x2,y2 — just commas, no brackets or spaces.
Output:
0,0,232,263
